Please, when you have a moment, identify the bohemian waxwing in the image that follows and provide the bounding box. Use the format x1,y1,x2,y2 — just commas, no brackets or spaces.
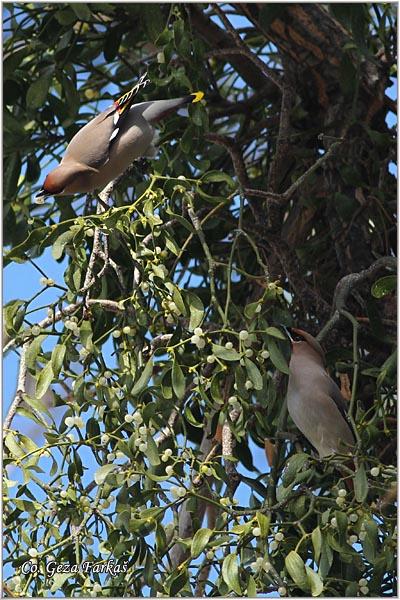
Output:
35,73,204,201
286,327,355,458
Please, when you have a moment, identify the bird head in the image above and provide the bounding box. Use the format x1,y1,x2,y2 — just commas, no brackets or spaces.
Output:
34,167,67,202
35,163,94,201
284,326,325,363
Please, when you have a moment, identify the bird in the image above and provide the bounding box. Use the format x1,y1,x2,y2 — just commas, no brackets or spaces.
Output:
35,73,204,201
285,327,355,458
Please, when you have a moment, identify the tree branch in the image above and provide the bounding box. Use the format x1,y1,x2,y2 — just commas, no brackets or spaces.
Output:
4,342,29,431
318,256,397,342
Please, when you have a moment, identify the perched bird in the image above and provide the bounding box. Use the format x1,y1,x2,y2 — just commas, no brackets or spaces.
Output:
286,327,355,458
35,74,204,201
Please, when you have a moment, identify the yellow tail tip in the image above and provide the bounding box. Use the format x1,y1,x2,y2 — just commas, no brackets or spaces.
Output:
191,91,204,103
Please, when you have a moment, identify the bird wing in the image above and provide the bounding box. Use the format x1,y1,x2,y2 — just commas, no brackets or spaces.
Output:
63,74,150,169
315,390,356,455
287,368,355,457
326,375,356,442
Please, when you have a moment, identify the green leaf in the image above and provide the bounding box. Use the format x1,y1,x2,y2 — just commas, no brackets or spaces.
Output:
305,565,324,597
104,26,123,61
60,73,79,116
4,225,52,265
52,230,75,260
231,522,253,536
180,125,194,154
319,534,333,578
70,3,92,19
244,358,263,390
189,102,208,129
131,358,153,396
265,326,286,340
282,453,309,487
171,285,187,316
4,151,21,200
267,338,289,374
247,574,257,597
155,523,167,556
4,299,25,335
26,70,53,109
50,572,72,592
256,512,270,537
191,527,212,558
169,568,188,596
312,526,322,562
201,171,235,187
55,7,77,25
363,519,378,564
143,552,154,586
285,551,308,590
23,394,53,419
377,349,397,387
335,511,348,547
187,292,204,330
222,553,242,595
51,344,66,378
142,5,165,41
4,432,25,459
354,462,368,502
212,344,241,361
94,464,117,485
15,407,48,428
173,18,184,48
184,405,203,427
164,235,180,256
244,302,261,320
144,435,160,466
80,320,93,348
345,582,359,596
172,361,185,400
371,275,396,298
35,362,54,399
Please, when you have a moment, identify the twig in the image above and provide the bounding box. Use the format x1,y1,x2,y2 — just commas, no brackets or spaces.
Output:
206,136,344,215
268,58,293,195
86,298,123,313
212,5,283,90
81,181,115,304
3,302,81,353
187,205,225,321
155,409,179,447
4,297,127,355
281,139,343,202
4,342,29,430
222,407,241,497
95,251,125,292
339,309,361,444
205,132,265,222
169,416,217,569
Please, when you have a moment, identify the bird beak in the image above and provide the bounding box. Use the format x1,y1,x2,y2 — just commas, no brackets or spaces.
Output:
34,189,50,204
282,325,294,342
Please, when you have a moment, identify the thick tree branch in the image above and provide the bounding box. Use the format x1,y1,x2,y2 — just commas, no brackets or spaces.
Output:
318,256,397,342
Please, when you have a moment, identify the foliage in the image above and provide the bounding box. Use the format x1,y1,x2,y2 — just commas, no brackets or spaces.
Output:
3,3,397,597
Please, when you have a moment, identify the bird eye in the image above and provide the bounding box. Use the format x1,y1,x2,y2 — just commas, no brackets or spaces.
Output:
291,332,303,342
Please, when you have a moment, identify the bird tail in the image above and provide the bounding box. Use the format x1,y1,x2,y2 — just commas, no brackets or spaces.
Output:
139,93,204,124
190,91,204,103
